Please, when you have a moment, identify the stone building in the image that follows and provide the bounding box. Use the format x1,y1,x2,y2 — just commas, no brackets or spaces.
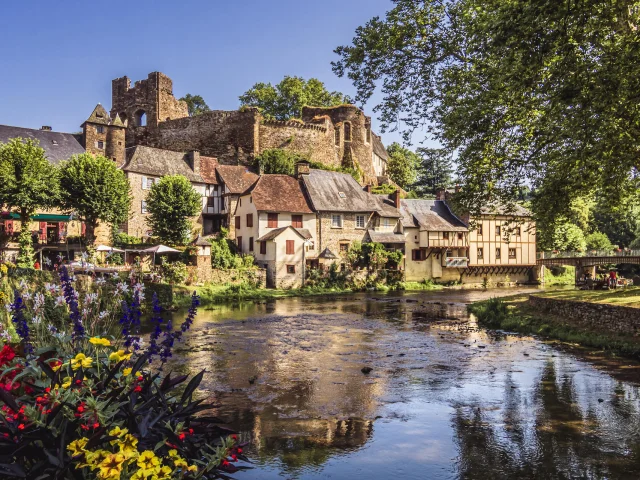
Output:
300,167,402,269
106,71,386,186
80,104,127,166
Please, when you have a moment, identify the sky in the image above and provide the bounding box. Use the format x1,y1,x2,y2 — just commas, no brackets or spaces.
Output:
0,0,432,148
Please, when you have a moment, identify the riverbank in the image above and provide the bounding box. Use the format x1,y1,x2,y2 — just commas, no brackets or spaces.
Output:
469,292,640,359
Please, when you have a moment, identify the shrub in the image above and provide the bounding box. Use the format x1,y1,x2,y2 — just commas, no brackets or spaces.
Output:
585,231,614,251
160,259,188,285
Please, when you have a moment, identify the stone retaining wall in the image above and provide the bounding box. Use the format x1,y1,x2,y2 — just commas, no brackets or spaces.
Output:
186,265,266,288
528,295,640,336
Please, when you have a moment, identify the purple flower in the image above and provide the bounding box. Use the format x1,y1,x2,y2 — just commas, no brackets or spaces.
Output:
59,266,84,340
157,292,199,366
119,289,142,349
10,291,32,356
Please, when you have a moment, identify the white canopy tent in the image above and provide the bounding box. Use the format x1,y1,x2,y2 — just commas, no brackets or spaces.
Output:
139,245,181,266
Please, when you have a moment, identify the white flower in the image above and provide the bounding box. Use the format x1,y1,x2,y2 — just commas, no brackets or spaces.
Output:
95,277,106,286
55,295,66,307
32,315,42,325
82,308,89,318
19,280,28,291
98,311,108,320
47,324,57,333
22,292,32,301
4,304,12,313
33,293,45,310
44,257,52,266
84,293,98,305
117,282,129,294
44,283,58,295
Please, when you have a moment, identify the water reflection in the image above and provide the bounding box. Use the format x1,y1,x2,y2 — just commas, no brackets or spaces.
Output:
162,289,640,479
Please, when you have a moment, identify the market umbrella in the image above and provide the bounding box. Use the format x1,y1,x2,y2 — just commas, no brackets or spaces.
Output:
139,245,181,266
96,245,125,253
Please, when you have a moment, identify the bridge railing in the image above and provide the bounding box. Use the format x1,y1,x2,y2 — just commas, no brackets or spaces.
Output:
537,249,640,259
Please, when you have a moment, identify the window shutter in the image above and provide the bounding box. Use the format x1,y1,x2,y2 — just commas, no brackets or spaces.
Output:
286,240,294,255
40,222,47,241
58,222,66,241
81,222,86,237
260,241,266,255
5,220,13,235
142,176,147,189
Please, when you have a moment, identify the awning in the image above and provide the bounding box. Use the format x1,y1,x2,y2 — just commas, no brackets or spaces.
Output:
0,212,71,221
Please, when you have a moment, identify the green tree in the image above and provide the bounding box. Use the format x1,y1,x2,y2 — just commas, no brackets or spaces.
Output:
59,154,131,245
585,232,614,251
538,221,586,252
333,0,640,220
16,229,35,269
591,199,640,248
385,143,418,190
0,138,60,229
255,149,303,175
146,175,201,245
239,76,350,120
414,148,454,197
179,94,210,116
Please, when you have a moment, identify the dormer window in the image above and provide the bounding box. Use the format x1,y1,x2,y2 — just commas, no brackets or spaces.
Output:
51,140,58,146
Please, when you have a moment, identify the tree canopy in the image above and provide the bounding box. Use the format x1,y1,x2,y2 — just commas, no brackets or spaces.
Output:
59,154,131,245
179,94,210,116
239,76,351,120
333,0,640,220
145,175,202,245
414,148,454,197
385,143,418,190
0,138,60,226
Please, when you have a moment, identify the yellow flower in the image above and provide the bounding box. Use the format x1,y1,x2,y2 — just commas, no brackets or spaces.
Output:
167,449,178,457
119,434,139,455
61,377,72,389
173,457,188,468
71,353,93,370
109,349,132,363
187,465,198,472
108,426,128,444
67,437,89,456
98,453,126,479
122,367,132,376
137,450,160,473
156,465,173,479
89,337,112,347
81,449,110,469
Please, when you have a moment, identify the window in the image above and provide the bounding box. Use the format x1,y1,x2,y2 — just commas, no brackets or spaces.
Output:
477,248,484,259
339,243,349,252
142,177,156,190
515,227,521,236
356,215,366,229
344,122,352,141
291,215,303,228
235,216,241,229
268,213,278,228
141,201,147,214
239,198,242,207
249,237,254,252
443,232,449,240
509,248,516,258
135,110,147,127
260,241,267,255
334,127,340,146
96,141,104,149
495,226,501,236
96,125,104,134
331,215,343,228
307,240,315,251
250,196,252,203
457,232,463,240
207,197,216,207
246,214,253,228
495,248,501,260
237,237,242,253
411,249,425,261
382,218,391,228
477,225,483,235
286,240,295,255
366,128,371,143
286,265,296,274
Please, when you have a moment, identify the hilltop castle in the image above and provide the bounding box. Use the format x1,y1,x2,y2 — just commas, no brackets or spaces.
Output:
82,71,389,186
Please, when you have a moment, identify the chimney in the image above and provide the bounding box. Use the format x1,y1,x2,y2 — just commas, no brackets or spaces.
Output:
41,126,52,131
392,189,401,209
364,184,372,193
295,160,310,178
435,188,446,201
187,151,200,174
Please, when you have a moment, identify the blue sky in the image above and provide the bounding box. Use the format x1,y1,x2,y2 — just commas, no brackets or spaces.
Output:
0,0,432,148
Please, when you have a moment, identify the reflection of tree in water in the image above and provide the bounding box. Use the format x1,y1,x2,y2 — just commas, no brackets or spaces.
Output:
453,360,640,479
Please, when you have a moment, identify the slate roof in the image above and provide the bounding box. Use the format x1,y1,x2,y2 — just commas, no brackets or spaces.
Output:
216,166,259,194
372,133,389,160
83,104,112,126
480,203,531,217
123,146,203,182
302,169,400,217
367,230,406,244
400,199,468,232
246,175,313,214
294,228,313,239
257,226,309,242
0,125,85,164
192,235,211,246
319,247,338,259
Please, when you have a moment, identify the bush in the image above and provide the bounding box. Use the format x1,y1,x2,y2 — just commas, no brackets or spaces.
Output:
160,259,188,285
255,149,308,175
0,267,249,479
585,231,614,251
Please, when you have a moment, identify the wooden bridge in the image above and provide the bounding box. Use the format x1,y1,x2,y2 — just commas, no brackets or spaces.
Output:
537,250,640,267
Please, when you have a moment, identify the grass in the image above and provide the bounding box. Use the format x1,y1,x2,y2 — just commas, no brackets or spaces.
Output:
535,287,640,308
469,295,640,359
402,279,444,291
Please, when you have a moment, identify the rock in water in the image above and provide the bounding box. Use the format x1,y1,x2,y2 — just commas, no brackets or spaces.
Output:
361,367,373,374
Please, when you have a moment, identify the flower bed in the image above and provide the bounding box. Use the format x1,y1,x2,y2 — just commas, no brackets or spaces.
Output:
0,263,250,479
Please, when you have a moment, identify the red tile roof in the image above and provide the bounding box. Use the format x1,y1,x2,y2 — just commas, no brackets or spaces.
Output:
216,166,259,194
199,156,219,184
247,175,313,213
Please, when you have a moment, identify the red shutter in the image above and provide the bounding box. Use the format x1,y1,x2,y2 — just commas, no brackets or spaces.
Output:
39,222,47,241
58,222,66,241
268,213,278,228
81,222,86,237
247,214,253,228
5,220,13,235
286,240,294,255
292,215,303,228
235,216,241,229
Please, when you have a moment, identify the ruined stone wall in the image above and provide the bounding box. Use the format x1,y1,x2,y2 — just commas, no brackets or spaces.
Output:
258,120,339,168
528,295,640,337
137,110,260,165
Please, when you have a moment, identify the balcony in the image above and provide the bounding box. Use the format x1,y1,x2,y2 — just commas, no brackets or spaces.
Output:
445,257,468,268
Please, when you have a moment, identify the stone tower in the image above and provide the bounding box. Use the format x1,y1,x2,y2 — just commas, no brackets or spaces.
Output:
81,104,127,166
110,72,189,146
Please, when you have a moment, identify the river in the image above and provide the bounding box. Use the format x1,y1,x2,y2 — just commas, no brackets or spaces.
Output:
164,288,640,479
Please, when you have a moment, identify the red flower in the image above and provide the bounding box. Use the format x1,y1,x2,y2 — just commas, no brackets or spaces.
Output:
231,454,238,461
17,424,25,430
237,448,243,454
178,433,186,441
133,385,142,393
0,345,16,366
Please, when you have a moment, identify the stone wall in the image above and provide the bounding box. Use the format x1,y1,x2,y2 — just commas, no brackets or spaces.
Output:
528,295,640,336
317,212,369,263
187,263,266,288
